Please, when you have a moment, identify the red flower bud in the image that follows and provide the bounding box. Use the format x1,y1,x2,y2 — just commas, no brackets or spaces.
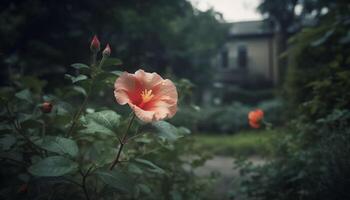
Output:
90,35,100,52
41,102,53,113
103,43,111,56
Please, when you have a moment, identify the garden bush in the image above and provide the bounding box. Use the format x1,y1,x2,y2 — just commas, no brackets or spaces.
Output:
0,37,213,200
232,2,350,199
190,99,284,133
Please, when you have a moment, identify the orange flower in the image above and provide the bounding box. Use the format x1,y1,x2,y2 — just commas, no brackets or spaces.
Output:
248,109,264,128
114,69,178,122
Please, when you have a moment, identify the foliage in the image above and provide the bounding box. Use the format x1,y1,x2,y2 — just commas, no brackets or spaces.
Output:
234,1,350,199
0,42,211,199
172,99,284,133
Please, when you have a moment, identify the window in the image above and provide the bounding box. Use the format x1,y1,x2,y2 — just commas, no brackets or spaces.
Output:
237,45,247,68
221,50,228,68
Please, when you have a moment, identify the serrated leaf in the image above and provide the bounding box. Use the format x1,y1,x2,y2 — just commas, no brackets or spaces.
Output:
65,74,88,83
80,110,121,136
0,134,16,150
15,89,33,103
28,156,78,177
134,158,165,174
96,170,134,193
35,136,79,157
151,121,182,142
71,63,90,69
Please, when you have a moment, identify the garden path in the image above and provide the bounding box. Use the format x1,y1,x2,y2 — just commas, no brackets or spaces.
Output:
193,156,266,200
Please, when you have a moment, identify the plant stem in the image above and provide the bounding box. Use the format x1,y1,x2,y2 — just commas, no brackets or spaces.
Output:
66,85,92,137
4,102,45,156
82,175,90,200
80,166,94,200
67,55,108,137
92,52,97,68
109,113,136,170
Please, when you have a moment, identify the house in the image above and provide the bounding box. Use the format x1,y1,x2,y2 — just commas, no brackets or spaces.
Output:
204,20,280,105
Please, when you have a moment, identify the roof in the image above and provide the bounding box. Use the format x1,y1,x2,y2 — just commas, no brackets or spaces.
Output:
228,20,274,37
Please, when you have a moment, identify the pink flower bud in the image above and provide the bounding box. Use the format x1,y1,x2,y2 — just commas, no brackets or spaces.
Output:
103,44,111,56
90,35,100,52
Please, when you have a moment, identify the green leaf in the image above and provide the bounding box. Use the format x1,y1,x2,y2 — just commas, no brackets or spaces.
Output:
96,170,134,193
311,29,334,47
80,110,121,136
0,134,16,150
128,163,143,174
70,63,90,69
151,121,182,142
28,156,78,177
15,89,33,103
65,74,88,83
109,70,124,76
35,136,79,157
137,184,151,194
18,113,35,123
134,158,165,174
0,124,12,131
73,86,87,96
101,58,122,68
177,127,191,135
86,141,117,167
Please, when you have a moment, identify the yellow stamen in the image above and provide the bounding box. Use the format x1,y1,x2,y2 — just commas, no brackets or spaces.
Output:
140,89,154,104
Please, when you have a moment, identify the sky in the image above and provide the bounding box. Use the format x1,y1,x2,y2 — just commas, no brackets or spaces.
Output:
189,0,263,22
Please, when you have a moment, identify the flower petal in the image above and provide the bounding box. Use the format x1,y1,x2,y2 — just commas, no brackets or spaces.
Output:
249,120,260,128
114,90,129,105
130,103,156,123
145,100,177,120
152,79,178,104
114,72,142,105
135,69,164,90
114,70,178,123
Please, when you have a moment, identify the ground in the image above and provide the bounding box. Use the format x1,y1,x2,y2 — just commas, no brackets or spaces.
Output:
190,131,278,199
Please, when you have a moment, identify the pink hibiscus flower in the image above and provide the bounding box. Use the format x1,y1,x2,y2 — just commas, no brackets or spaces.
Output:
114,69,178,122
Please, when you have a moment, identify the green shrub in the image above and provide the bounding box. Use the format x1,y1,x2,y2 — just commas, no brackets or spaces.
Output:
172,99,285,134
233,3,350,199
258,99,285,126
0,43,213,200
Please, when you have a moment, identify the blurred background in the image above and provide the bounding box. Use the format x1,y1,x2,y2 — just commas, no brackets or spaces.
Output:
1,0,350,199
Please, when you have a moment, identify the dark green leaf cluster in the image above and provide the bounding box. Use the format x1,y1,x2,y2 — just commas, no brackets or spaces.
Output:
0,43,211,199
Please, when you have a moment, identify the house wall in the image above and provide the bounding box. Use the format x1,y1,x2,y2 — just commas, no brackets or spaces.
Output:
224,37,275,81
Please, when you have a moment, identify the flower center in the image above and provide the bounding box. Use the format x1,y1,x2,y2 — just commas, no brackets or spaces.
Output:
140,89,154,106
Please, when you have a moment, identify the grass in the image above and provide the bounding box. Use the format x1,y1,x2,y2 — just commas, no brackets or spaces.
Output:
192,129,282,157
